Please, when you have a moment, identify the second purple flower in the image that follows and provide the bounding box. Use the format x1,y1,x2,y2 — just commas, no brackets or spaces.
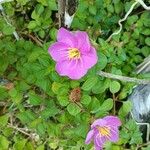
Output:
85,116,121,150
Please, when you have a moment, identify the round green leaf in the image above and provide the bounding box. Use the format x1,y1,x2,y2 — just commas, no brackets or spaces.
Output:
109,81,121,93
82,76,98,91
119,101,132,117
57,95,69,107
67,103,81,116
100,98,113,111
0,135,9,150
145,37,150,46
28,21,37,29
97,53,107,70
81,95,91,106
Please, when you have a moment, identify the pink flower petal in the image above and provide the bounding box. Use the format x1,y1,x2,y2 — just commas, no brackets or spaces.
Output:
109,127,119,142
82,47,98,69
103,116,121,127
94,134,106,149
85,129,94,144
55,59,87,80
91,119,107,129
94,141,103,150
48,42,69,61
75,31,91,52
57,28,77,47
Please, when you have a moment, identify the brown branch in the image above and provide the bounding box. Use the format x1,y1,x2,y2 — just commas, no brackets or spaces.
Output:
7,123,31,137
136,142,150,150
98,71,150,84
27,34,43,47
20,32,43,47
58,0,66,28
7,123,40,141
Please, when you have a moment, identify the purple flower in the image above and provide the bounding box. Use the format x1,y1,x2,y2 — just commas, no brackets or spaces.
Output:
85,116,121,150
48,28,98,80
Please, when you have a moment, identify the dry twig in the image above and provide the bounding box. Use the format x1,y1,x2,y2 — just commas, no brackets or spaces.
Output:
7,123,39,141
107,0,150,42
98,71,150,84
7,123,31,137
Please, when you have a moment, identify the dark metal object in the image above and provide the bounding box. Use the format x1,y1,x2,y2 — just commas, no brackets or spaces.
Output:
58,0,78,28
129,55,150,142
66,0,78,16
0,78,9,86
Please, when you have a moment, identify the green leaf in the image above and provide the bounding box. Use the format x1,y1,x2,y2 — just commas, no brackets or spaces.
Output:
28,92,42,106
24,142,34,150
92,79,110,94
70,81,80,88
0,135,9,150
49,28,57,40
127,15,138,25
97,53,107,70
35,4,44,15
8,88,23,104
114,2,123,14
142,12,150,27
0,86,8,100
36,79,50,93
82,76,98,91
37,0,48,6
49,140,59,149
36,123,46,135
142,28,150,36
2,25,15,35
107,5,114,13
16,0,29,5
8,88,17,97
52,82,63,94
57,95,69,107
40,107,59,119
17,110,37,124
0,114,9,129
36,145,45,150
109,81,121,93
119,101,132,117
16,81,30,91
67,103,81,116
100,98,113,111
0,56,9,74
141,46,150,57
145,37,150,46
74,124,88,138
13,139,27,150
89,6,97,15
38,30,45,38
28,21,37,29
89,97,101,112
50,71,60,82
81,94,91,106
28,49,43,62
92,98,113,113
48,0,57,10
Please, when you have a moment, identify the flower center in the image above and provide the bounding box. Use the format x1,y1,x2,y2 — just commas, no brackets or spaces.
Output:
68,48,80,59
97,126,110,138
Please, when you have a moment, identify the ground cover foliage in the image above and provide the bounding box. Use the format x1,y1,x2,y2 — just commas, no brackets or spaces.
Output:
0,0,150,149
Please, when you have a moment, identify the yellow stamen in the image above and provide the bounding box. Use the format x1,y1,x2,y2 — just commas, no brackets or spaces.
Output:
68,48,80,59
97,126,110,138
